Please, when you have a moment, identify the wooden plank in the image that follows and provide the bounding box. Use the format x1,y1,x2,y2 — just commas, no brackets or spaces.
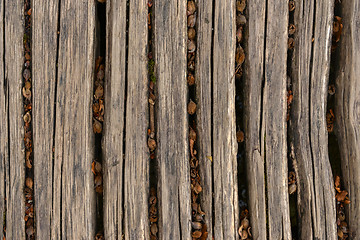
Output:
263,1,291,239
154,1,192,239
290,0,337,239
195,0,213,237
0,0,6,239
212,0,239,239
335,0,360,238
54,1,96,238
243,0,267,239
123,0,149,239
4,0,25,238
103,0,127,238
32,0,59,238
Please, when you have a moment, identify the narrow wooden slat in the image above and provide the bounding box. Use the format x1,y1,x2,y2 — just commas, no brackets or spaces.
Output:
335,0,360,238
32,0,59,238
290,0,337,239
154,1,192,238
212,0,239,239
4,0,25,238
263,1,291,239
103,0,127,238
124,0,149,238
195,0,213,237
54,1,96,238
243,0,267,239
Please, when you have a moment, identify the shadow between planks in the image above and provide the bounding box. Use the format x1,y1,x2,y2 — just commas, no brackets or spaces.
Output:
0,0,359,239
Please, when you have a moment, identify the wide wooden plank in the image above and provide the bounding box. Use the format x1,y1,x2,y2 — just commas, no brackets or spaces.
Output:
54,1,96,238
212,0,239,239
195,0,214,237
335,0,360,238
243,0,267,239
32,0,59,238
154,1,192,239
103,0,127,238
290,0,337,239
124,0,149,239
4,0,25,238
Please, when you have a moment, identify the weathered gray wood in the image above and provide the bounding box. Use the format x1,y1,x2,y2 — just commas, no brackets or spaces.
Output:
54,1,96,238
0,1,6,239
335,0,360,238
4,0,25,239
243,0,267,239
195,0,213,237
103,0,127,238
32,0,59,238
212,0,239,239
263,1,291,239
290,0,337,239
154,1,192,239
124,0,149,239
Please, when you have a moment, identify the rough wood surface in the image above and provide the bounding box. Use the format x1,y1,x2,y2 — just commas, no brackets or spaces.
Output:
243,0,267,239
290,0,337,239
4,0,25,239
124,0,149,239
154,1,192,239
263,1,291,239
32,0,59,238
212,1,239,239
103,0,127,238
54,1,96,238
335,0,360,238
195,0,213,237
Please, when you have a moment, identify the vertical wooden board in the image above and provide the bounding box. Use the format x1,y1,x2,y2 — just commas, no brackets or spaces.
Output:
195,0,213,237
124,0,149,239
263,1,291,239
32,0,59,238
154,1,192,239
335,0,360,238
4,0,25,239
54,0,96,238
103,0,127,239
212,0,239,239
0,0,5,239
243,0,267,239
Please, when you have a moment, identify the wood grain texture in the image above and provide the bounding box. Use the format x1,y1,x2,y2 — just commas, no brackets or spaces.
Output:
32,0,59,238
290,0,337,239
4,0,25,238
154,1,192,239
124,0,149,239
103,0,127,238
54,0,96,238
0,1,6,239
243,0,267,239
335,0,360,238
212,0,239,239
263,1,291,239
195,0,213,237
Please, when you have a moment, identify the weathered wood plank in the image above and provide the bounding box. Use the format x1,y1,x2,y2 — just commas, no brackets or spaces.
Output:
290,0,337,239
54,1,96,238
124,0,149,239
243,0,267,239
103,0,127,238
335,0,360,238
263,1,291,239
154,1,192,239
4,0,25,238
0,1,6,239
195,0,213,237
32,0,59,238
212,0,239,239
